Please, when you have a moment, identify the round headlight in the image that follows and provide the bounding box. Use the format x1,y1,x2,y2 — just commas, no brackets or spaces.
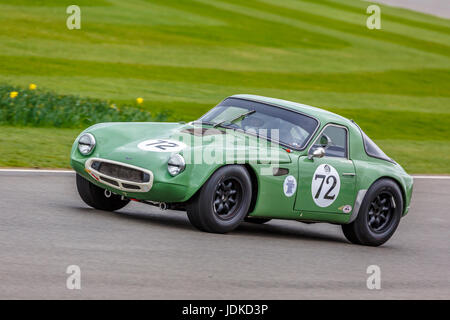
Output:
168,154,186,176
78,133,96,155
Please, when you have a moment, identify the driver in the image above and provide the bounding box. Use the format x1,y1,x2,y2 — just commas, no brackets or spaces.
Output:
241,116,265,130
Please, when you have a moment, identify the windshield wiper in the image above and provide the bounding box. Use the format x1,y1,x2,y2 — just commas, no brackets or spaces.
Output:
191,120,215,126
213,110,255,128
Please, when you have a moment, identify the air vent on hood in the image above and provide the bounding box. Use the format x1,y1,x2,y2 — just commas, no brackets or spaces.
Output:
181,128,225,136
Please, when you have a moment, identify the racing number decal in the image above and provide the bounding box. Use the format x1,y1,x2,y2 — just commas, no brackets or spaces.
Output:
138,139,187,152
145,140,178,150
314,175,337,200
311,164,341,207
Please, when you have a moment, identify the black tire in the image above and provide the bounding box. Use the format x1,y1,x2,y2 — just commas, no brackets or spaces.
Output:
244,217,271,224
187,165,252,233
76,174,130,211
186,192,208,232
342,179,403,246
341,223,359,244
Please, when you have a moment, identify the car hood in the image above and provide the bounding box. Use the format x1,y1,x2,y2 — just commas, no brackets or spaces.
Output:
80,122,292,168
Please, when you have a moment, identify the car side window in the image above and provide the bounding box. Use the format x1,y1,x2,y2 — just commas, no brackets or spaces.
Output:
310,125,348,158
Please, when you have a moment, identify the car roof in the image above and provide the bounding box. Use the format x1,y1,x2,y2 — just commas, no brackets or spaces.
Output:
230,94,353,127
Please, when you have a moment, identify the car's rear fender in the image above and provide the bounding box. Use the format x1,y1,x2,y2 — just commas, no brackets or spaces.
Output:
348,160,413,223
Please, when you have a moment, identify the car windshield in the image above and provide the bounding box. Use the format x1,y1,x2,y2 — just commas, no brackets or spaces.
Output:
197,97,319,150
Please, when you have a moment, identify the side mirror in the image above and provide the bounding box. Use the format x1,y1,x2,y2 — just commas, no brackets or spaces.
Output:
308,147,325,160
319,134,332,148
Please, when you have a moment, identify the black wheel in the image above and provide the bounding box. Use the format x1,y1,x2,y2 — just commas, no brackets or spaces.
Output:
76,174,129,211
342,179,403,246
244,217,271,224
187,165,252,233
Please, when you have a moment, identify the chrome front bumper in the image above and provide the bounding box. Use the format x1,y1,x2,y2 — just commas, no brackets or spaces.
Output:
85,158,154,192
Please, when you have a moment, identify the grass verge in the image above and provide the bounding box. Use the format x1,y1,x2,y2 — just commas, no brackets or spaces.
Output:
0,0,448,171
0,126,79,168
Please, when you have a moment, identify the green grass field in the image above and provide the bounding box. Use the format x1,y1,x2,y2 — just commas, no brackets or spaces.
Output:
0,0,449,172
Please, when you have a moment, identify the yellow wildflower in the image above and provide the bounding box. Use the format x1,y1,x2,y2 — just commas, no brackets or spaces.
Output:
10,91,18,98
136,97,144,105
29,83,37,90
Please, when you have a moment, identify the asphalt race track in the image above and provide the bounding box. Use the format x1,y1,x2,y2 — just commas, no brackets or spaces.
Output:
0,171,448,299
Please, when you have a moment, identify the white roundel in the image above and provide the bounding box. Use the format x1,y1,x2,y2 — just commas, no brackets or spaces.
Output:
283,175,297,197
342,205,352,214
311,164,341,207
138,139,186,152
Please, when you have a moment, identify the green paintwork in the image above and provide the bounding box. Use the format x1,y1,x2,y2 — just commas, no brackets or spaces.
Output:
70,95,413,224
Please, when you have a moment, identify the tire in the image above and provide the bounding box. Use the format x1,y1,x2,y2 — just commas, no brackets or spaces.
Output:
187,165,252,233
186,192,208,232
244,217,271,224
342,179,403,246
76,174,130,211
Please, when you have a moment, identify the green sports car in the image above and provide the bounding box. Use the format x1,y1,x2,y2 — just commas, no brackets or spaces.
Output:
70,94,413,246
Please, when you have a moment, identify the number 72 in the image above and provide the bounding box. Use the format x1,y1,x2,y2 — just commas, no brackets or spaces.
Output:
314,174,337,200
145,139,178,150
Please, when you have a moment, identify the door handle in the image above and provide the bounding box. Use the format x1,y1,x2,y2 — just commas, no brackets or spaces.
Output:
272,167,289,176
342,173,356,176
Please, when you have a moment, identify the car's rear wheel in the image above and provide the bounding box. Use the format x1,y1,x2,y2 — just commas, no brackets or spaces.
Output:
76,174,130,211
187,165,252,233
342,179,403,246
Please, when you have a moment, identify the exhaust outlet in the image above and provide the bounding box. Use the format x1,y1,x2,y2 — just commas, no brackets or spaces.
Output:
159,202,168,210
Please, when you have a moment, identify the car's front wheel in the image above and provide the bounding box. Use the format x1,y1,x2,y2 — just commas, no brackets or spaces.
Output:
187,165,252,233
342,179,403,246
76,174,130,211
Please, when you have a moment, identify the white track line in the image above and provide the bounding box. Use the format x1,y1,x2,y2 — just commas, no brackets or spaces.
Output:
412,175,450,180
0,169,449,179
0,169,74,173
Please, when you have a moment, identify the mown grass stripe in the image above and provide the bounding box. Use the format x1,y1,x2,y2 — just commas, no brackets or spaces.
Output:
329,108,450,141
2,55,449,97
217,0,450,57
0,0,111,5
145,0,346,49
300,0,450,35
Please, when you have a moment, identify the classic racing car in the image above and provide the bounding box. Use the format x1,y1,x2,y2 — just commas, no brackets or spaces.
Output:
70,94,413,246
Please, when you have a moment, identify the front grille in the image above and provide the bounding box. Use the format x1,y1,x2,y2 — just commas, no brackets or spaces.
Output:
94,161,150,183
100,176,119,186
122,183,141,190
